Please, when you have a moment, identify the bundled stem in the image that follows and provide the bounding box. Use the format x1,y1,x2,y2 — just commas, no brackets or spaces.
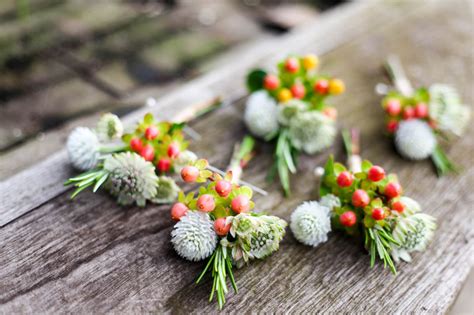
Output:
196,245,238,310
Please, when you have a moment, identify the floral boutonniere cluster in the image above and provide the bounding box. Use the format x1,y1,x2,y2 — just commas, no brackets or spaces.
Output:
290,130,436,274
382,56,470,176
170,160,286,309
65,112,197,206
244,54,345,195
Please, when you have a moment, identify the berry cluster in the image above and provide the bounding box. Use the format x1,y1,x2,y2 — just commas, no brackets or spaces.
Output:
323,158,405,231
250,54,344,117
171,159,255,233
122,113,188,173
382,88,434,134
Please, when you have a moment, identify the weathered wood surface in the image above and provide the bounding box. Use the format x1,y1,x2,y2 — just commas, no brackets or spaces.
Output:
0,0,473,313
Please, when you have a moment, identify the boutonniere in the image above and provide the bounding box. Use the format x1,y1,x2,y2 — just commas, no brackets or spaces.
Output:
290,129,436,274
245,54,345,195
170,146,286,309
380,55,470,176
65,112,196,206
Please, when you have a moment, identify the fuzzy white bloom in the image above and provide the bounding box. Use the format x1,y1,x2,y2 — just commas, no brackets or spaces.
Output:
151,176,180,204
173,150,198,173
395,120,436,160
103,152,158,206
96,113,123,141
399,196,421,216
319,194,341,211
290,201,331,247
244,91,279,138
277,99,307,126
67,127,100,171
171,211,218,261
429,84,470,136
391,213,437,263
288,111,336,154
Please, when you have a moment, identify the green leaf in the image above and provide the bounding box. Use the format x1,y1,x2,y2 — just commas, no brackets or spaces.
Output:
195,159,209,170
144,113,154,124
362,160,373,172
239,186,253,199
334,163,346,174
178,191,185,203
246,69,267,92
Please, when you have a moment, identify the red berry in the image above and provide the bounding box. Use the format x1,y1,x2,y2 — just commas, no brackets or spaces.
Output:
181,166,199,183
368,165,385,182
415,102,428,118
171,202,188,221
337,171,354,187
352,189,370,208
263,74,280,90
314,79,329,94
145,126,159,140
157,158,171,172
323,107,337,120
386,120,399,133
402,106,415,120
214,218,232,236
385,182,402,199
215,180,232,197
167,143,180,158
385,99,401,116
231,195,250,214
392,201,405,213
371,208,385,220
285,57,299,73
130,137,143,152
290,84,305,99
340,211,357,227
197,194,215,212
140,144,155,162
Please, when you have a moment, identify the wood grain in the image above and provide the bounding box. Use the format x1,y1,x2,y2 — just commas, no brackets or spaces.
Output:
0,0,473,313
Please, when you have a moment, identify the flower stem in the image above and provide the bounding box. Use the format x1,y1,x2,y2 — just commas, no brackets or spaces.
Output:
342,128,362,173
384,55,414,96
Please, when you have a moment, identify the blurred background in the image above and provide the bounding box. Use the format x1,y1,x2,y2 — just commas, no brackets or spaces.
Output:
0,1,471,313
0,0,345,179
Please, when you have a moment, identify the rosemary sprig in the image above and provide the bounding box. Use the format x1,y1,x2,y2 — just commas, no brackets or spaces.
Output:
365,226,399,274
64,168,109,199
196,245,237,310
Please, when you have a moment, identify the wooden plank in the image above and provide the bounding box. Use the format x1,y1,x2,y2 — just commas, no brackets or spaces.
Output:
0,0,472,313
0,0,388,226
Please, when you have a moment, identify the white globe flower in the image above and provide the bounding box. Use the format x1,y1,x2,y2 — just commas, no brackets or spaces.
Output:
244,91,279,138
288,111,336,154
171,211,218,262
391,213,437,263
290,201,331,247
429,84,470,136
66,127,100,171
399,196,421,215
96,113,123,141
277,99,307,126
103,152,158,207
319,194,341,211
395,120,437,160
151,176,180,204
